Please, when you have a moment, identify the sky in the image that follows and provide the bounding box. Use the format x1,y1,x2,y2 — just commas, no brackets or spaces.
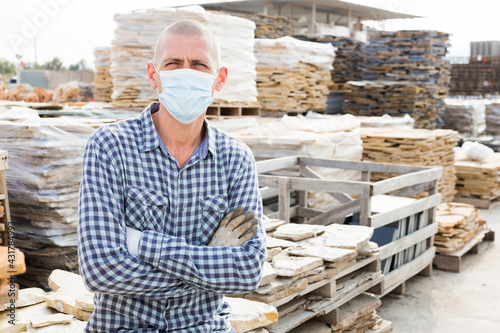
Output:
1,0,498,69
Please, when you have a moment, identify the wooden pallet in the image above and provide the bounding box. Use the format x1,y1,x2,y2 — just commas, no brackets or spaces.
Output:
266,254,383,333
206,104,261,118
453,194,500,209
433,228,495,272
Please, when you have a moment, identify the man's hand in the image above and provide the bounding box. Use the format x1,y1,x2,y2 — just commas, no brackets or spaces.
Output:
208,207,258,247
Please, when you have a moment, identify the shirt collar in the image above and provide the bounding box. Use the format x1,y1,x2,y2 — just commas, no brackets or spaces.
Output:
141,102,216,160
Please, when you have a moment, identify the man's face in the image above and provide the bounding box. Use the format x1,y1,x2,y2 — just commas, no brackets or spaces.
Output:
155,33,217,87
148,31,227,97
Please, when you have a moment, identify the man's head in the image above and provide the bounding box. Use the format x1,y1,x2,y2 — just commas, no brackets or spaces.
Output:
153,19,221,71
148,19,227,95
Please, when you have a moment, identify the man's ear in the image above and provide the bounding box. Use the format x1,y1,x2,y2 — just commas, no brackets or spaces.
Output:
147,62,159,90
214,67,228,92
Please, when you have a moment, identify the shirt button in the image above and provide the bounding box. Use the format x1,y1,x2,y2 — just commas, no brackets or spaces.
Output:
179,207,185,213
219,204,225,210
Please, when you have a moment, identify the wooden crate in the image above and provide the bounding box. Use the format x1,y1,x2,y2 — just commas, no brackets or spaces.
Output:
0,150,10,246
433,228,495,272
267,254,383,333
256,156,442,297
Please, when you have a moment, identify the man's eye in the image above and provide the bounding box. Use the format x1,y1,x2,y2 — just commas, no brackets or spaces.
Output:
195,63,207,67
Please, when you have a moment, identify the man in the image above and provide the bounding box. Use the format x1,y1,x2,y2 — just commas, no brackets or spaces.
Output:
78,19,266,332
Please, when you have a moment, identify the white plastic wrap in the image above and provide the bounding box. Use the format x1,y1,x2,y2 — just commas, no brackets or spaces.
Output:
443,99,486,136
254,36,336,71
111,5,258,104
0,118,95,246
223,113,362,164
458,141,495,163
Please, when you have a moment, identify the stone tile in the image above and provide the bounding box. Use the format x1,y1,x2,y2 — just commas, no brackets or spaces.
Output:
30,313,73,328
0,287,48,311
45,290,92,321
286,244,357,263
323,224,373,250
273,255,323,277
272,224,326,241
225,297,278,333
259,262,278,287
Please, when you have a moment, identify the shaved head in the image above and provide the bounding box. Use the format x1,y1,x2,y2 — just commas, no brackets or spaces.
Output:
153,19,221,69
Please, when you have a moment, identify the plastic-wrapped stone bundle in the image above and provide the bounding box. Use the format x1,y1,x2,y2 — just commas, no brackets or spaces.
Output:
211,113,362,184
111,5,258,107
0,118,95,246
254,37,335,113
442,99,486,136
485,102,500,136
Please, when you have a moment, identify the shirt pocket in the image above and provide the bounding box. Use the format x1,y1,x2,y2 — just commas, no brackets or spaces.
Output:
125,186,169,232
198,195,228,245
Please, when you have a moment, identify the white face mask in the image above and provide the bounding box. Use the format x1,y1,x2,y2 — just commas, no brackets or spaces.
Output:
154,65,217,124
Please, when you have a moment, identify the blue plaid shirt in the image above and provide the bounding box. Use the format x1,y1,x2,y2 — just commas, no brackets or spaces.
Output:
78,102,266,332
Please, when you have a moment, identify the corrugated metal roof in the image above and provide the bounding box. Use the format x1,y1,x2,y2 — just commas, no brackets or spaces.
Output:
200,0,419,20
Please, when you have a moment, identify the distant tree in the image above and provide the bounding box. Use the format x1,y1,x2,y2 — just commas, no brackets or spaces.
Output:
69,59,89,71
42,57,65,70
24,62,44,70
0,59,15,74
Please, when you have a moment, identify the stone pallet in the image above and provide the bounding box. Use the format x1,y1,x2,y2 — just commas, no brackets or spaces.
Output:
343,80,447,129
245,13,292,39
442,100,486,136
454,153,500,205
433,228,495,272
360,127,458,202
294,35,364,85
363,30,451,87
267,255,383,332
485,103,500,136
93,47,113,103
0,121,95,289
254,38,334,114
110,6,258,107
256,63,332,113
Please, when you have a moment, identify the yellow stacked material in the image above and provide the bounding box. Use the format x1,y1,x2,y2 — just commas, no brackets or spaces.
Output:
343,80,445,129
434,202,486,253
111,6,258,107
254,37,335,114
455,154,500,199
246,13,292,38
93,47,113,102
361,127,458,202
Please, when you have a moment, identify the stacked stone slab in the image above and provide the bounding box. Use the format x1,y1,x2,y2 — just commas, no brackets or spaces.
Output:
0,119,95,288
254,37,335,113
344,30,451,129
111,5,258,107
361,127,458,202
93,47,113,102
246,13,292,39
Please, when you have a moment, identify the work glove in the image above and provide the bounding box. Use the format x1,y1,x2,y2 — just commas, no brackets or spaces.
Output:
208,206,259,247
